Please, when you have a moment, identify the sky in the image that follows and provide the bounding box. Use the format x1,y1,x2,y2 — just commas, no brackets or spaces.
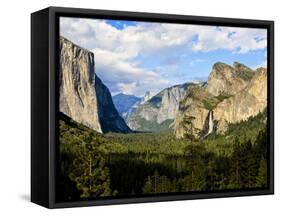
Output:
60,17,267,97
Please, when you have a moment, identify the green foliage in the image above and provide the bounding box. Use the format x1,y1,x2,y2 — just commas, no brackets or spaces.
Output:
216,93,231,102
236,69,255,81
181,115,200,141
256,157,267,188
134,118,174,132
142,176,153,193
58,109,268,201
103,132,188,155
181,145,210,191
69,145,112,198
202,93,231,110
225,110,267,144
202,99,216,110
57,113,115,201
228,140,258,189
143,170,178,194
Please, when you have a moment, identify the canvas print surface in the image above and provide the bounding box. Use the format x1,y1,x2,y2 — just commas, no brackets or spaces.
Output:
57,17,268,202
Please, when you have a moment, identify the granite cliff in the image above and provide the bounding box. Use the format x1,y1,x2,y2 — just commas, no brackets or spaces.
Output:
213,67,267,132
175,62,267,138
59,37,131,133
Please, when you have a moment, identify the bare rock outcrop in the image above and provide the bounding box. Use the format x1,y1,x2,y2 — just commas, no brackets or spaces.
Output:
175,62,266,138
213,68,267,132
59,36,130,133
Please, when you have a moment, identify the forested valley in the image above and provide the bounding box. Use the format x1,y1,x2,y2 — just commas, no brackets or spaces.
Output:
56,110,268,202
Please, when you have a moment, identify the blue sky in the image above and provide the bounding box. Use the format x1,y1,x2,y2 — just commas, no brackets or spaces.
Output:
106,20,138,29
60,17,267,97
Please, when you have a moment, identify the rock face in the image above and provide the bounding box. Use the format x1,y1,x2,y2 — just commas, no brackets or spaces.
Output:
127,83,190,131
174,83,210,138
175,62,267,138
213,68,267,132
59,36,131,133
206,62,254,96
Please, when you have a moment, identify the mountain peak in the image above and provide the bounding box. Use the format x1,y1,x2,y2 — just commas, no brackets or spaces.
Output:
141,91,155,104
233,61,254,73
114,92,134,97
143,91,152,97
212,62,232,71
206,62,254,96
256,67,267,74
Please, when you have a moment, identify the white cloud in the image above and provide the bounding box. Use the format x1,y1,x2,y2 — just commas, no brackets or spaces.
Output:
117,82,137,95
192,26,267,53
94,49,158,79
60,17,267,96
115,79,173,97
91,48,175,97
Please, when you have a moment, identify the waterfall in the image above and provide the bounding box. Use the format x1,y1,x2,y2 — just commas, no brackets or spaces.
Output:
207,110,214,135
203,110,214,138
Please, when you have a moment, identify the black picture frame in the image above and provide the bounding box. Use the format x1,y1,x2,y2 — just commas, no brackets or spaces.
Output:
31,6,274,209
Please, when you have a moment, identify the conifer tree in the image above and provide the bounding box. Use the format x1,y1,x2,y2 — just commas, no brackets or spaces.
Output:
181,115,199,141
70,144,112,198
256,157,267,188
142,176,153,193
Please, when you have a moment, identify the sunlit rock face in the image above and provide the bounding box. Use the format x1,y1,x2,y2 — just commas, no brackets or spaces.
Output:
59,36,131,133
206,62,254,96
213,68,267,133
175,62,267,138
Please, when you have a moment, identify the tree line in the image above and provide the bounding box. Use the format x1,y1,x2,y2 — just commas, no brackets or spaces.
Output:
56,110,268,201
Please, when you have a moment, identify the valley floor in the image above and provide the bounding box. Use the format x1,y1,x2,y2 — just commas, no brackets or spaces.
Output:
56,111,268,202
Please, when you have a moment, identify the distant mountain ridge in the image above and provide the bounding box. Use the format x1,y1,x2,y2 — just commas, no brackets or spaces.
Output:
113,93,141,114
127,83,192,132
59,36,131,133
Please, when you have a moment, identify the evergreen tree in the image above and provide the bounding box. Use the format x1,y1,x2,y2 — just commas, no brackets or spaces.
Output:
182,145,209,191
229,139,260,189
228,138,245,188
245,142,259,188
142,176,153,194
69,144,112,198
143,171,174,193
151,170,160,193
256,157,267,188
181,115,199,141
160,175,170,192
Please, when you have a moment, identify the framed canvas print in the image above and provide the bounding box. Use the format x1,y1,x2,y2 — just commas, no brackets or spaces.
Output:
31,7,274,208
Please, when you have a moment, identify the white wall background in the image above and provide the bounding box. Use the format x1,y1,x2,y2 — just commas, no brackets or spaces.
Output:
0,0,279,214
